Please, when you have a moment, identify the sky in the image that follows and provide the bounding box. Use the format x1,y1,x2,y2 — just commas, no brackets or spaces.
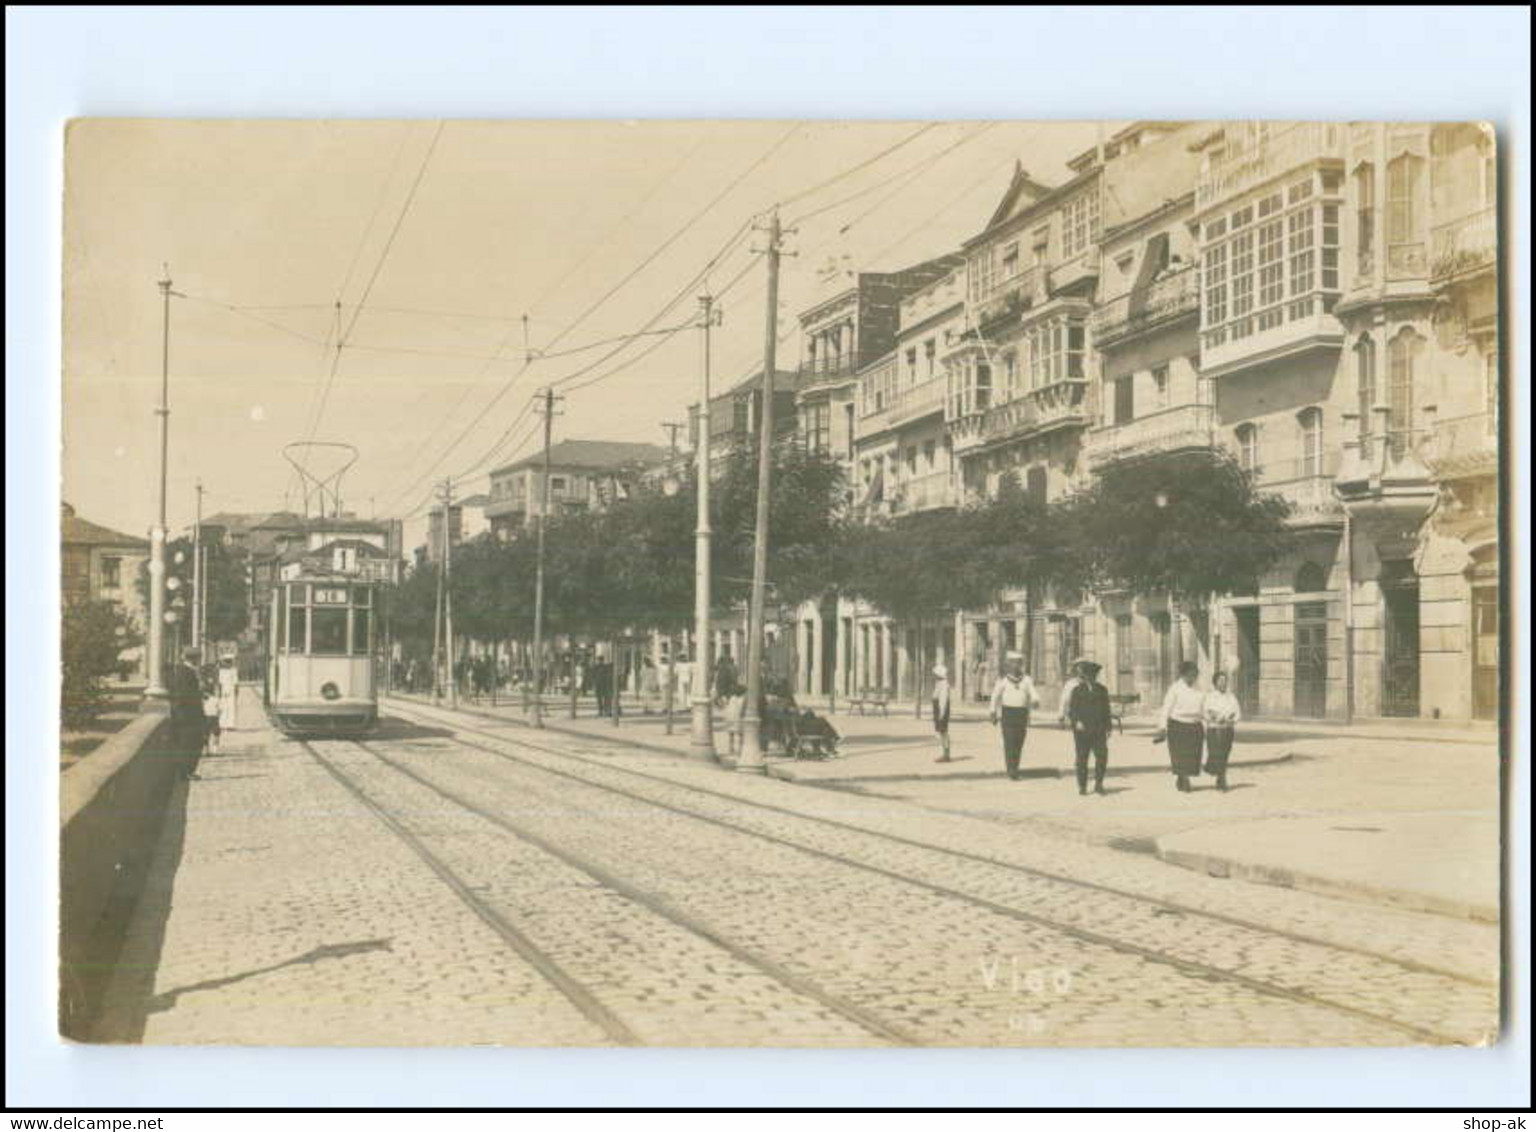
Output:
62,118,1110,548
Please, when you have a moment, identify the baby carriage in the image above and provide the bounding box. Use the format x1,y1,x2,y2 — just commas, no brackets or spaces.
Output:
785,709,840,760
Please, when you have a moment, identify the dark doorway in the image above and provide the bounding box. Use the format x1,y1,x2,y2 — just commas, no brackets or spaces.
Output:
1293,602,1329,718
1115,614,1135,697
1472,586,1498,721
1382,567,1421,717
820,600,838,696
1150,612,1173,705
1234,607,1261,716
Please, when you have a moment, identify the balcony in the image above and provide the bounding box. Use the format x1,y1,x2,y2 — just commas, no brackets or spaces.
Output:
1200,293,1343,378
860,377,947,438
982,380,1092,443
1092,268,1200,347
1426,411,1498,480
1431,208,1497,284
974,267,1042,331
1083,403,1215,469
888,470,956,514
1254,452,1344,528
1196,122,1344,211
799,350,878,383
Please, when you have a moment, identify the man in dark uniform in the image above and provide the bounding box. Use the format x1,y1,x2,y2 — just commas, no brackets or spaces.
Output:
168,648,206,779
1066,660,1113,796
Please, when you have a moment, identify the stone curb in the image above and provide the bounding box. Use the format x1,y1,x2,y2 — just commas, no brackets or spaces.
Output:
1153,835,1499,923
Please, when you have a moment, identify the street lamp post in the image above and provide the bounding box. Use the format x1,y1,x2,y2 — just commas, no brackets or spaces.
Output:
145,268,174,706
690,293,721,761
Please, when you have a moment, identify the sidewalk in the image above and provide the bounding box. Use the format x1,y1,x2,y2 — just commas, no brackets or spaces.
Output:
391,691,1504,923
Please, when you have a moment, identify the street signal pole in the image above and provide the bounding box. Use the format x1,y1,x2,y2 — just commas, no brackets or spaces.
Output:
530,387,562,728
146,268,174,704
192,480,206,652
690,293,722,761
736,209,786,773
442,476,458,710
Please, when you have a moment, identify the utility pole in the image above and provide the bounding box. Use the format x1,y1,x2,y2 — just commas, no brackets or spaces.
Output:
736,209,788,773
145,268,174,704
432,489,445,707
690,293,722,760
661,421,686,461
531,387,561,728
442,476,458,710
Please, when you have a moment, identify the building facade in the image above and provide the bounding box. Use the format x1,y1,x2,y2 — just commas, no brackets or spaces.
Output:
483,439,671,539
61,502,150,676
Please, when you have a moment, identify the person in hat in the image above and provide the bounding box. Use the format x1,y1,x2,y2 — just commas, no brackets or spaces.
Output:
1158,660,1206,791
931,663,953,763
1057,658,1087,728
989,651,1040,780
1066,660,1113,796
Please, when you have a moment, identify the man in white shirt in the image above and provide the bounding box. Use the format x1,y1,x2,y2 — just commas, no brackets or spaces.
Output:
1057,658,1086,727
989,651,1040,780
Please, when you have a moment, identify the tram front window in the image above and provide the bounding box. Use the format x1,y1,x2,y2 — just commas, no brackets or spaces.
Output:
311,607,349,655
352,607,371,655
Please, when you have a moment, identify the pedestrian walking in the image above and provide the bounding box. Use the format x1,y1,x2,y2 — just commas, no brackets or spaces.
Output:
674,652,693,705
1056,658,1086,727
200,666,222,755
1066,660,1112,796
931,664,953,763
218,653,238,731
714,650,738,707
989,651,1040,780
1202,671,1242,792
1157,660,1206,792
640,656,661,713
169,649,205,778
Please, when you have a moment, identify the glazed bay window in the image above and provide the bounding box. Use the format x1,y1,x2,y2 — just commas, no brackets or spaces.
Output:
1061,190,1100,259
969,245,1000,303
1201,174,1342,351
803,401,831,454
948,356,992,417
1025,315,1086,388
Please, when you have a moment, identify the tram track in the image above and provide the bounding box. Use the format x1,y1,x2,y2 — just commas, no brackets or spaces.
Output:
298,736,920,1046
353,702,1489,1044
386,695,1496,991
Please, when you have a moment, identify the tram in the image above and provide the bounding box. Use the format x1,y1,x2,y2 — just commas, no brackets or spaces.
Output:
264,558,381,735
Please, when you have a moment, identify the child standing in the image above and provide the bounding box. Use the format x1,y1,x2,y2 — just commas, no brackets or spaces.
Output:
200,669,222,755
931,664,953,762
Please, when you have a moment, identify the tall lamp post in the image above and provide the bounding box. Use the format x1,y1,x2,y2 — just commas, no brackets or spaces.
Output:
690,293,722,761
145,268,175,705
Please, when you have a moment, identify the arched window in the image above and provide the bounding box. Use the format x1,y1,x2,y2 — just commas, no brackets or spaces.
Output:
1354,163,1375,275
1386,327,1422,460
1298,407,1324,477
1235,423,1259,474
1354,334,1377,457
1294,562,1327,595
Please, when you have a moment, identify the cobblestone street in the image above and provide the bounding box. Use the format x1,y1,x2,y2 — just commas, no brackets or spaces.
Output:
94,688,1500,1047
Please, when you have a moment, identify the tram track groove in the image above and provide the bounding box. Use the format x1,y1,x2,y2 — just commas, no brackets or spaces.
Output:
382,699,1488,1045
386,695,1493,991
298,737,641,1046
304,734,921,1046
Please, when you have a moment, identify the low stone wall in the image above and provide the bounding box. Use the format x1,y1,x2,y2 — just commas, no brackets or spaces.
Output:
59,708,198,1040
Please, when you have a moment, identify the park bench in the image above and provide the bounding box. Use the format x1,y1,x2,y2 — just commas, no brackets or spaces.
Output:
846,687,891,716
1106,692,1140,734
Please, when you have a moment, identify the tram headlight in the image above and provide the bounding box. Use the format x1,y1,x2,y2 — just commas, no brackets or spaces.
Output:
320,681,341,701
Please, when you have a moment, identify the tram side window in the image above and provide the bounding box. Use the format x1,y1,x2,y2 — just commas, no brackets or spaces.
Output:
311,607,349,655
352,607,371,655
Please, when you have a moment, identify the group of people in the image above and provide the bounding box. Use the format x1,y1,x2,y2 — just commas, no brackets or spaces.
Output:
166,647,233,776
928,652,1242,794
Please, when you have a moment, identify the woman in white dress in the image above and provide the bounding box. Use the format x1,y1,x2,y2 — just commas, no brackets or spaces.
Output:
1201,671,1242,792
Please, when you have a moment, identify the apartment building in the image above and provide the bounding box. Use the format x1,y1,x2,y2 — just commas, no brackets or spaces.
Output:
482,439,671,539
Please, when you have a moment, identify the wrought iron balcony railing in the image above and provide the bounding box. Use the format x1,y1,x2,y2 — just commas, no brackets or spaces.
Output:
1091,267,1200,345
1431,208,1497,283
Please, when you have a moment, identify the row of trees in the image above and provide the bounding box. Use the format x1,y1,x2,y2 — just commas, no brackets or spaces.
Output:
392,441,1294,674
